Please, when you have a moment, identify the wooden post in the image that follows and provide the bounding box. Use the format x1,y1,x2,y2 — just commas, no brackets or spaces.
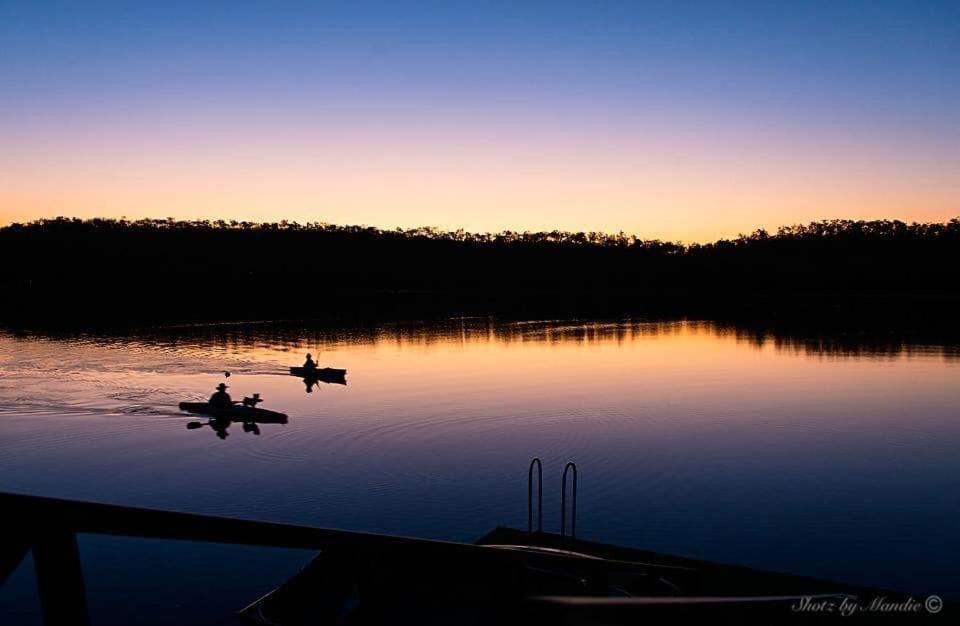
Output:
0,537,31,585
31,530,90,626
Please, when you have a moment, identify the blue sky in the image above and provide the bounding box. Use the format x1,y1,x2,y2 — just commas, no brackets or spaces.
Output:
2,1,958,239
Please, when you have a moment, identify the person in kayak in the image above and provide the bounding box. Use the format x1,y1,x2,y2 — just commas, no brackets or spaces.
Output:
303,353,317,370
209,382,234,409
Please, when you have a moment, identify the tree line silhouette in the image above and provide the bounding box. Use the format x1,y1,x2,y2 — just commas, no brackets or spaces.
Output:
1,217,958,326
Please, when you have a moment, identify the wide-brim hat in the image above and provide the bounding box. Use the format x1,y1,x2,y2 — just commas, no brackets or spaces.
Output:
217,383,229,390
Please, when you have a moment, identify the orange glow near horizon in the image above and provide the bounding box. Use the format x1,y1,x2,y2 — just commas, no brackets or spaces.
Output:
1,117,957,243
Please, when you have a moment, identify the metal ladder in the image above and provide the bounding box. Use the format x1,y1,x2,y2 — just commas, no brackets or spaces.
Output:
526,458,577,540
527,457,542,534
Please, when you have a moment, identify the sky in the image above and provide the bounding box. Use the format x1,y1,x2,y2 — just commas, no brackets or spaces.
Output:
1,1,957,242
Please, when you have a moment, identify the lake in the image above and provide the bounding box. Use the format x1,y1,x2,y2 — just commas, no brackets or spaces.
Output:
1,318,958,623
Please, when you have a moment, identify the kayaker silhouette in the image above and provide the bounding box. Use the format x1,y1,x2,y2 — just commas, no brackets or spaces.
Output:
209,382,233,409
303,353,317,370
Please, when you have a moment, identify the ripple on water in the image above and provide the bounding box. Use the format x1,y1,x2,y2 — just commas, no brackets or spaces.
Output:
2,322,960,596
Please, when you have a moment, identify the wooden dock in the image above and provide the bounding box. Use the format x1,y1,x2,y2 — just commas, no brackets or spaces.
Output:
1,491,934,625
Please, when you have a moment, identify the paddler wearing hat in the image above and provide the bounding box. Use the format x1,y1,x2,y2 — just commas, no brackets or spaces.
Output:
208,382,234,409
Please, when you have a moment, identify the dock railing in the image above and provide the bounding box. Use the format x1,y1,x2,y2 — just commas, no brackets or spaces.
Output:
3,491,883,625
1,491,531,626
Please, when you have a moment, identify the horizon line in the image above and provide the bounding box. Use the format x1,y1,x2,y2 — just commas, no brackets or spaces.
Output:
5,214,959,247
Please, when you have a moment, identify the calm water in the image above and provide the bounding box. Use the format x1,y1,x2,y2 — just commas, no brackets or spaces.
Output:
1,318,959,623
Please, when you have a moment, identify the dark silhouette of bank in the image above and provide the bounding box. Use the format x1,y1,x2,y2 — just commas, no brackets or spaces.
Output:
2,216,959,327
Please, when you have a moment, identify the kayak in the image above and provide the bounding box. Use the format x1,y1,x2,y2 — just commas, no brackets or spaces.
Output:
178,402,288,423
289,366,347,380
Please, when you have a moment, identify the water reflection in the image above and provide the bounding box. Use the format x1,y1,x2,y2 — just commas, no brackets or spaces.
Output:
185,413,287,439
52,316,955,362
1,316,959,600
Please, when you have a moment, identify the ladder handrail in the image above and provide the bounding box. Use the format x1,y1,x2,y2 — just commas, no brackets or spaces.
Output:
527,457,543,533
560,462,577,540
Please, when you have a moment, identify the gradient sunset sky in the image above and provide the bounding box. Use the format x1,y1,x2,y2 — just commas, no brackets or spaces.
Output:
1,1,957,242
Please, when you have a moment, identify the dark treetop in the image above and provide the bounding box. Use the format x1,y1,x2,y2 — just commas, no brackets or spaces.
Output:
2,217,958,326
